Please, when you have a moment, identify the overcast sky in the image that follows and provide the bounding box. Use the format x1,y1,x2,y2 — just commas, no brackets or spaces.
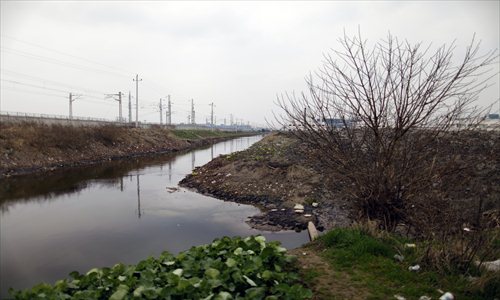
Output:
1,1,498,126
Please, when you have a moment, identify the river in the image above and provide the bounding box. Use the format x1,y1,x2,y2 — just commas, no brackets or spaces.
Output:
0,135,309,297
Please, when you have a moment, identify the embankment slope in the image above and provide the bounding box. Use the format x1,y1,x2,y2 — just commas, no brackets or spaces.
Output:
0,122,252,177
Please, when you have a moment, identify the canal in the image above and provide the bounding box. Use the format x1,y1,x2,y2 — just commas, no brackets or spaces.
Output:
0,135,309,297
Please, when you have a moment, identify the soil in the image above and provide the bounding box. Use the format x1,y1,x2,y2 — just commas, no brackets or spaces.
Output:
180,133,352,232
289,244,370,300
180,130,500,233
0,122,255,178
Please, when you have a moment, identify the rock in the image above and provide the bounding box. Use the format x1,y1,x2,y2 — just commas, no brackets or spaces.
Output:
419,296,431,300
304,214,312,217
226,173,232,177
394,254,405,262
294,209,304,214
312,202,319,207
408,264,420,272
270,209,278,212
307,221,319,241
439,292,454,300
293,204,305,210
394,295,406,300
405,243,416,248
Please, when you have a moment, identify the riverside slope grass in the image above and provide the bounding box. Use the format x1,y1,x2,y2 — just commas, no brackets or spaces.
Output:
9,236,311,300
297,228,499,299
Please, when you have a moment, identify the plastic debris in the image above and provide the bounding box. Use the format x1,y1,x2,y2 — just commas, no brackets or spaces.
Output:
408,264,420,272
439,292,454,300
477,259,500,272
293,204,305,210
405,243,416,248
394,254,405,262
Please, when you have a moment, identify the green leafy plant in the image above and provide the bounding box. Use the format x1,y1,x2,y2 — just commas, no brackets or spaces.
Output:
10,236,311,300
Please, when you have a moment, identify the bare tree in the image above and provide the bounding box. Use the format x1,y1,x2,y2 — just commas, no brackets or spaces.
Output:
276,32,498,232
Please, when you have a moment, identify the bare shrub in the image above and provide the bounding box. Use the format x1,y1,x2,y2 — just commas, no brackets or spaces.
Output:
275,32,498,236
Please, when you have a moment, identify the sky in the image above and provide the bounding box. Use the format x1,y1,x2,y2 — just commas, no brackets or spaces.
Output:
1,1,499,127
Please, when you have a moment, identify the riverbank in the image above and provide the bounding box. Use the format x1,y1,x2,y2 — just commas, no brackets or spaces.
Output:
180,131,499,299
180,133,352,232
0,122,257,178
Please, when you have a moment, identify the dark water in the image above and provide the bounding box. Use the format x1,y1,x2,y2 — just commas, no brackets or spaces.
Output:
0,135,308,297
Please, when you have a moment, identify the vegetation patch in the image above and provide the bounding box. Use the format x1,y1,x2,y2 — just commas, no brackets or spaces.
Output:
294,227,499,299
10,236,311,300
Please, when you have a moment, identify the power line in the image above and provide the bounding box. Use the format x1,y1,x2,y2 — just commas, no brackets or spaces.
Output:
1,34,135,76
1,47,130,79
1,78,69,93
0,68,108,95
1,86,67,98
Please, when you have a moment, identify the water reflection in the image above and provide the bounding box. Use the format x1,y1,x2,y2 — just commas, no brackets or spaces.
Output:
0,135,309,297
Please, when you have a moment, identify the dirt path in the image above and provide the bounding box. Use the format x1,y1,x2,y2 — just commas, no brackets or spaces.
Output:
290,245,370,300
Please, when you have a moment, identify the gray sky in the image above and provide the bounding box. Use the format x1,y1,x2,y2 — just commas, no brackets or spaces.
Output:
1,1,499,126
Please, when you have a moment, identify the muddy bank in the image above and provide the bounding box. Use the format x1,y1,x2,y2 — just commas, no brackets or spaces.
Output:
180,133,352,232
181,130,500,233
0,122,256,178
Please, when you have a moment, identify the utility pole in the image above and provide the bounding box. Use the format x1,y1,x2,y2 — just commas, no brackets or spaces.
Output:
167,95,171,125
68,93,81,119
209,102,215,127
118,92,122,122
133,74,142,127
159,98,163,125
69,93,74,119
106,92,123,122
128,91,132,123
191,99,195,125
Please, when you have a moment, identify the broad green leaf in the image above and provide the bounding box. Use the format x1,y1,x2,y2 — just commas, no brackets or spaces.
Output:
243,275,257,287
233,247,243,256
133,286,145,297
85,268,100,276
214,291,233,300
205,268,220,279
202,293,214,300
172,268,183,277
262,270,273,281
225,258,237,268
109,285,128,300
245,287,265,298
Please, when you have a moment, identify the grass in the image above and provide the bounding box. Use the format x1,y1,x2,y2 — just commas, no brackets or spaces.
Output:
297,228,498,299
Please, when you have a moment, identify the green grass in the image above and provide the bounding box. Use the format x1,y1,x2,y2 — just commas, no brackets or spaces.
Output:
171,129,246,140
316,228,494,299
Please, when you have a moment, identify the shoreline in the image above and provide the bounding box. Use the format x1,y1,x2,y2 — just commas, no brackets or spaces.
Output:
0,122,259,178
179,133,352,232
